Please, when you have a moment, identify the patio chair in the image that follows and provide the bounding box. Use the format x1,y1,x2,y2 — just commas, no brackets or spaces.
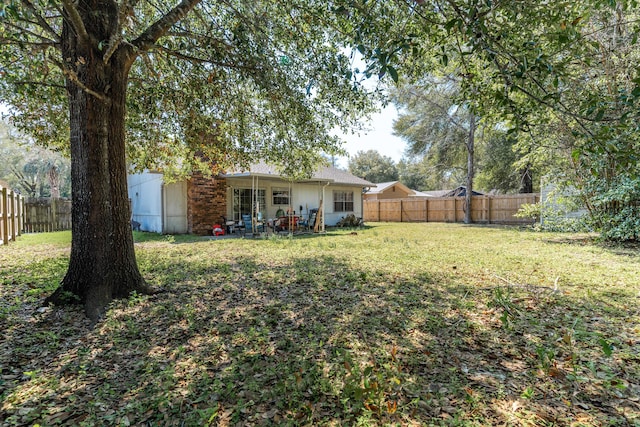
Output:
255,211,266,233
241,214,252,234
221,215,237,234
298,213,310,231
231,216,243,235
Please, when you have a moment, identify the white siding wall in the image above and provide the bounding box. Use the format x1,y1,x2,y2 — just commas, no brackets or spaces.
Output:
324,185,364,226
163,181,188,234
290,183,324,221
127,172,164,233
540,182,587,224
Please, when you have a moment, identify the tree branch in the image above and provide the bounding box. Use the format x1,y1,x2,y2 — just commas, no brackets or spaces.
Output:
156,45,261,72
49,57,109,102
20,0,61,42
2,21,59,45
0,38,58,48
12,81,67,89
132,0,202,52
406,85,468,131
59,0,90,43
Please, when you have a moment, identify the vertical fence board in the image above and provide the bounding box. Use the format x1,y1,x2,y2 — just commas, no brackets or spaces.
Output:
1,186,25,245
23,198,72,233
1,187,8,245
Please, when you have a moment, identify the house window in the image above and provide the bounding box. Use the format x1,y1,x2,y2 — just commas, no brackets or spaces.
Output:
272,187,290,205
334,190,354,212
233,188,265,220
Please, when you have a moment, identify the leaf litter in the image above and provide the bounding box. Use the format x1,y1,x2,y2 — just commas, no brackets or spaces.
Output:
1,225,639,426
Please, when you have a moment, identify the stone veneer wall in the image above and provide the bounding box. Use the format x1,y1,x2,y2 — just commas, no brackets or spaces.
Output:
187,174,227,235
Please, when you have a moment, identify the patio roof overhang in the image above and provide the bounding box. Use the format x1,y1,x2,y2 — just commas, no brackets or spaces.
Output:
221,162,375,188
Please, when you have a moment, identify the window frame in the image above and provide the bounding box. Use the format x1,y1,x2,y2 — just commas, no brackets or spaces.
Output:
333,190,354,213
233,188,266,221
272,187,290,206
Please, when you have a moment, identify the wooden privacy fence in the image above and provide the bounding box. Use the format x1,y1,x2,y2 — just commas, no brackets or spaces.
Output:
24,198,72,233
1,185,25,245
364,193,540,225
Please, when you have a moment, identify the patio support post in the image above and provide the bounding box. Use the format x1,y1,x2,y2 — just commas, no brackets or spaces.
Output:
322,182,330,232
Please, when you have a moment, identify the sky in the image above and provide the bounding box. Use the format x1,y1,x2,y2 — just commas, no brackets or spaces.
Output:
335,104,407,169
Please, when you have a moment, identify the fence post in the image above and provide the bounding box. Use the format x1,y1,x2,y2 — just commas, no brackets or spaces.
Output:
18,195,24,236
483,195,488,223
400,200,403,222
47,202,52,232
9,189,15,242
51,197,58,231
488,196,492,224
452,198,456,223
2,187,8,245
425,199,429,222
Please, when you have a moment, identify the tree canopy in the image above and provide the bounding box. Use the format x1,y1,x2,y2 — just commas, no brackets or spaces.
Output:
348,149,399,183
1,1,378,178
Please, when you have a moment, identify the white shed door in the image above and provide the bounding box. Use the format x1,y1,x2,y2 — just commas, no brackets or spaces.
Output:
163,181,188,234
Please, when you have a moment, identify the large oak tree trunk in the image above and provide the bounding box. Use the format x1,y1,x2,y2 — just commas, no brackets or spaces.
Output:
46,2,151,321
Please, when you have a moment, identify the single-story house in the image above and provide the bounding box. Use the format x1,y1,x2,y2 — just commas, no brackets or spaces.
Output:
363,181,417,200
127,162,374,235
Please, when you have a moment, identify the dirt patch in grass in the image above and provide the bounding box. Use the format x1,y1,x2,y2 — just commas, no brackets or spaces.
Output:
1,224,639,426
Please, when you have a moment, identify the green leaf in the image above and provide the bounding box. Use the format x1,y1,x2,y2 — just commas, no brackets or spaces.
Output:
599,338,613,357
444,19,458,32
594,108,605,121
387,65,398,83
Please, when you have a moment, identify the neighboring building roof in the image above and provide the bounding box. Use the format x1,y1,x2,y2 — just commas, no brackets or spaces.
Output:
366,181,415,195
421,189,451,197
223,161,375,187
443,186,484,197
410,190,435,198
422,186,485,197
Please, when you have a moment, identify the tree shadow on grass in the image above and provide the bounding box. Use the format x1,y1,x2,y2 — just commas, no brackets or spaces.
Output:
1,246,638,426
541,234,640,256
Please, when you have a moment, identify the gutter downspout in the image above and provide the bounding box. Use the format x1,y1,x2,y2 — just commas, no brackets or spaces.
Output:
161,182,166,234
362,186,371,224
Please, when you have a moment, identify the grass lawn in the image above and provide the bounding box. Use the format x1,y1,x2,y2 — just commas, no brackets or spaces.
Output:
1,223,639,426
